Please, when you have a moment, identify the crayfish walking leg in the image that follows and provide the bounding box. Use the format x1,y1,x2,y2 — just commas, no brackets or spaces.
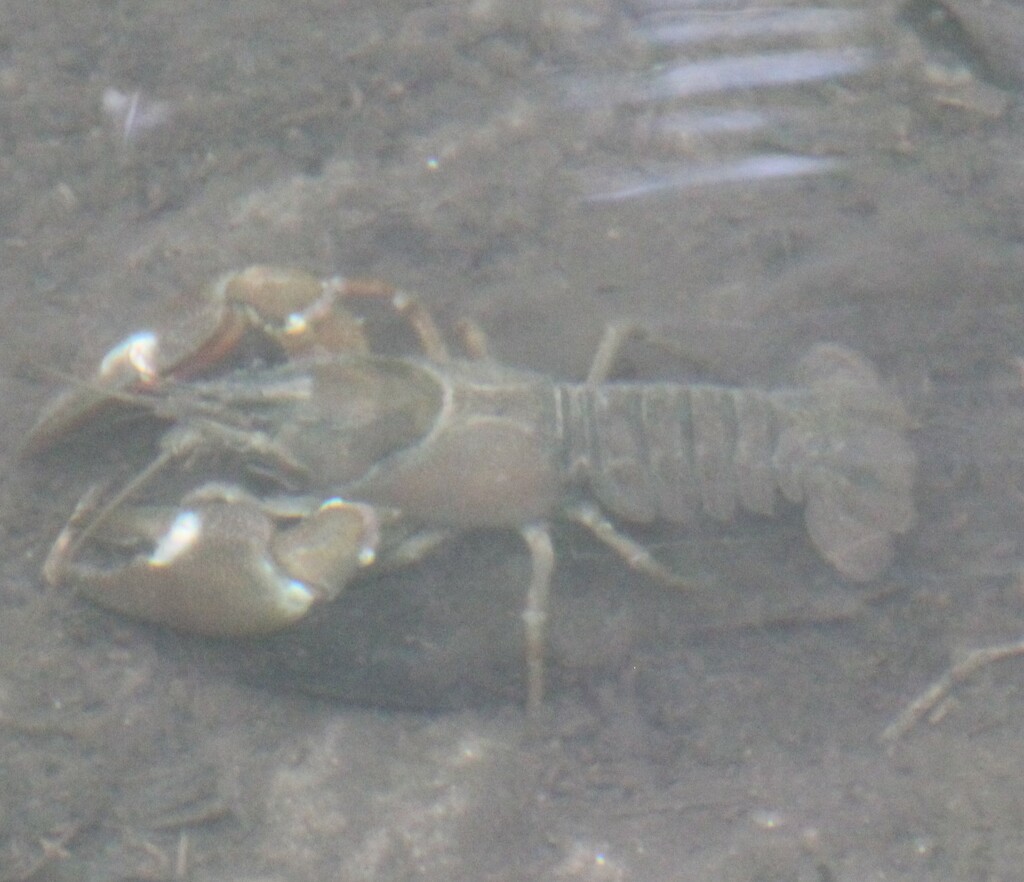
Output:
520,524,555,717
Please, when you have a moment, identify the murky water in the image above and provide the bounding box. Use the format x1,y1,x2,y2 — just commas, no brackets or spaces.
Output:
1,0,1024,879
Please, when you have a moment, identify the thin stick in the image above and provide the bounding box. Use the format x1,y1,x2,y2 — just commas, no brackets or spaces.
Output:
881,637,1024,742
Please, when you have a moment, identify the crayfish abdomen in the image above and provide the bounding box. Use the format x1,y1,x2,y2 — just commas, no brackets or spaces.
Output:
558,343,916,581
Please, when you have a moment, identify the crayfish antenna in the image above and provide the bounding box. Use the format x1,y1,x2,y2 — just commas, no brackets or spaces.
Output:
23,364,172,458
54,432,202,571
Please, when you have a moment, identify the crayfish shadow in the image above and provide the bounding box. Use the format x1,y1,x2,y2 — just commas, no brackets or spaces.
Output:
159,520,869,712
183,531,636,712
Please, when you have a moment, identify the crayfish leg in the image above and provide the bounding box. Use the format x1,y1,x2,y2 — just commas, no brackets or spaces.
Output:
321,274,452,362
585,323,651,385
564,501,694,591
520,523,555,719
388,289,451,362
270,498,380,604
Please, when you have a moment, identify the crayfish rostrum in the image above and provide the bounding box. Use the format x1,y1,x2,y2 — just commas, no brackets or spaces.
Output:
28,266,917,714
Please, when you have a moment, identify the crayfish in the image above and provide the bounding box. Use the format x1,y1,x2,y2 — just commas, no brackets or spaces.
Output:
28,266,917,714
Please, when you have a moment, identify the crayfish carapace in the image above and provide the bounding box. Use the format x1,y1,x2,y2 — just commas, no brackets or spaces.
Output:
28,267,917,714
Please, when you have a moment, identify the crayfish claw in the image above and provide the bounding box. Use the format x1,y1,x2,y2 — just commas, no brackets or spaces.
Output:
46,486,381,637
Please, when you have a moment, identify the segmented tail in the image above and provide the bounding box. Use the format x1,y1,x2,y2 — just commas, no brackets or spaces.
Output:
561,343,915,581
